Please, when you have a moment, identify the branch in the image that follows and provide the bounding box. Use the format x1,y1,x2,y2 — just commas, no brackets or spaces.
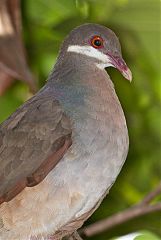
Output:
140,182,161,205
81,182,161,237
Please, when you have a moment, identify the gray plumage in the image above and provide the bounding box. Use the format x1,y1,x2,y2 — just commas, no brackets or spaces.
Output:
0,23,131,240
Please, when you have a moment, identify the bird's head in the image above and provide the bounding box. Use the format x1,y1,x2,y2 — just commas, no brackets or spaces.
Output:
61,23,132,81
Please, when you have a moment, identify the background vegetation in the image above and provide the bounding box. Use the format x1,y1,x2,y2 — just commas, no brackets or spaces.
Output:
0,0,160,239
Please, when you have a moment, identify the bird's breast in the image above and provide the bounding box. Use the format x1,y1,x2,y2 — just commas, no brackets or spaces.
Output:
48,81,129,219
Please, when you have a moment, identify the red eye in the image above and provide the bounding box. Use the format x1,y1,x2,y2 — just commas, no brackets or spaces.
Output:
91,36,103,48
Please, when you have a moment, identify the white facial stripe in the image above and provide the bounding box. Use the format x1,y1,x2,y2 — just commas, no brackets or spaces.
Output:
96,63,115,70
67,45,113,69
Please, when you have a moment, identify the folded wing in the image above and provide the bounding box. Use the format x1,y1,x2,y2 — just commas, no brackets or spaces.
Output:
0,94,72,203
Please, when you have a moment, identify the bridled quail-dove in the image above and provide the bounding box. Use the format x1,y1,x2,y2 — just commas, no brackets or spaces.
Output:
0,23,132,240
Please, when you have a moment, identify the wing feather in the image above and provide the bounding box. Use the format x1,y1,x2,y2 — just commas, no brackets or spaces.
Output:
0,93,72,204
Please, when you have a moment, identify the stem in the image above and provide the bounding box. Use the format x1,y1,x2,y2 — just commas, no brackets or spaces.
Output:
81,182,161,237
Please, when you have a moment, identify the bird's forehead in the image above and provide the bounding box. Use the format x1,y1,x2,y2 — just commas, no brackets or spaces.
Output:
70,25,116,41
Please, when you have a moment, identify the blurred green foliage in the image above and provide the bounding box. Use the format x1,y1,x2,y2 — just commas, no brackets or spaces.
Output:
113,231,161,240
0,0,160,239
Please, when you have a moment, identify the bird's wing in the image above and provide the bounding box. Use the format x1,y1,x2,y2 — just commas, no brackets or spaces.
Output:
0,94,72,204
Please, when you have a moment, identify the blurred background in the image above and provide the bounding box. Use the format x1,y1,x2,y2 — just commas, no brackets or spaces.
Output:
0,0,160,239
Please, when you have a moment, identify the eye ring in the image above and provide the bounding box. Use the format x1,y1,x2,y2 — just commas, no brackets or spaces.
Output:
91,36,103,48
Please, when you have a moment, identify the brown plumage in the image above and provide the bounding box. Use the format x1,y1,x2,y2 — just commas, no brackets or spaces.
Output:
0,94,72,203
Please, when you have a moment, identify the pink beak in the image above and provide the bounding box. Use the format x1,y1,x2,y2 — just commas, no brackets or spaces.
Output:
107,53,132,82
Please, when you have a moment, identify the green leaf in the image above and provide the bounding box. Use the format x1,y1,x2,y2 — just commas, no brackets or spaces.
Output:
134,231,161,240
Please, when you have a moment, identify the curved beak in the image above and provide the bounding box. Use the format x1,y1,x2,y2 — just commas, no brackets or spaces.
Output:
107,52,132,82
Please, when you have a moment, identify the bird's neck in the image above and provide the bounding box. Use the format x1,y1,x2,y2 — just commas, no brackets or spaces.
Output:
47,57,125,129
48,54,115,99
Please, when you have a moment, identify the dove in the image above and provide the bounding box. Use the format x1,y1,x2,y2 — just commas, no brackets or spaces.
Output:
0,23,132,240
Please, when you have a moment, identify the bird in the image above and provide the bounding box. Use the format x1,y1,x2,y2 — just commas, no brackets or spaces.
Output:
0,23,132,240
